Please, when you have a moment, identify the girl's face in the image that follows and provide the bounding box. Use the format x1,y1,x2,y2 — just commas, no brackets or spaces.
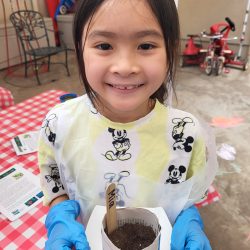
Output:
83,0,167,123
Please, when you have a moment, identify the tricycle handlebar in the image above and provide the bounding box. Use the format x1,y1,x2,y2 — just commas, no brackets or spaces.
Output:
201,32,223,39
225,17,235,31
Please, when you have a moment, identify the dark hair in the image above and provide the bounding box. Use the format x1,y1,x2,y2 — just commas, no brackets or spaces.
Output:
73,0,180,104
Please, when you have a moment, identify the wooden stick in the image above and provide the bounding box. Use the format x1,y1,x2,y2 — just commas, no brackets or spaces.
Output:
105,182,118,235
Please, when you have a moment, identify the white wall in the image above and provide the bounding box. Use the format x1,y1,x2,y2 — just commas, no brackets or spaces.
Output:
0,0,48,23
178,0,250,58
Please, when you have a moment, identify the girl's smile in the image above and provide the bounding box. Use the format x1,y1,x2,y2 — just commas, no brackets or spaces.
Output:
106,83,145,94
83,0,167,123
107,84,143,90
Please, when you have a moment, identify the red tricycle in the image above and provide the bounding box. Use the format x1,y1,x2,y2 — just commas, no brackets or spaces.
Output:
201,17,244,75
179,34,207,67
181,17,249,75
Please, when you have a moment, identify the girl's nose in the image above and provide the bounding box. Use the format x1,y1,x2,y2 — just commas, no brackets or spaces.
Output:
110,52,140,77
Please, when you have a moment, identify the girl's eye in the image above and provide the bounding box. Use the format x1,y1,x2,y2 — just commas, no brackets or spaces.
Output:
96,43,112,50
138,43,155,50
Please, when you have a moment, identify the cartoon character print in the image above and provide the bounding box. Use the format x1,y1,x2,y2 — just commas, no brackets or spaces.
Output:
99,171,131,206
104,128,131,161
172,117,194,152
41,113,57,145
165,165,187,184
45,164,64,193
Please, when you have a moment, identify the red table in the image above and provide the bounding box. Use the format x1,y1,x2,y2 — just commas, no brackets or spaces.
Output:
0,89,66,250
0,89,220,249
0,87,14,111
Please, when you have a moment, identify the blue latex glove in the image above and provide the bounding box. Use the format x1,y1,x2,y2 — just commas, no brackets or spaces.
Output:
171,205,212,250
45,200,90,250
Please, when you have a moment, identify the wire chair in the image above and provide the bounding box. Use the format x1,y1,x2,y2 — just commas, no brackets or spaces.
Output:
9,10,70,85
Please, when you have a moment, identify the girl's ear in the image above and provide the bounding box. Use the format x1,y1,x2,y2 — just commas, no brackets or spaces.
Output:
108,128,115,133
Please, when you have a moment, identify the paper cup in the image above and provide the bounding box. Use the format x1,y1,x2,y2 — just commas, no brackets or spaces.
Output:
101,207,161,250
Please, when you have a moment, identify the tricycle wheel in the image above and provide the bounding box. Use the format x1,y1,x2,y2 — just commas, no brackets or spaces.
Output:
60,5,67,15
243,61,249,71
204,57,212,75
215,59,224,76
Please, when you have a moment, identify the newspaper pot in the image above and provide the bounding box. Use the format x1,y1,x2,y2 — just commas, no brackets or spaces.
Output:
101,207,161,250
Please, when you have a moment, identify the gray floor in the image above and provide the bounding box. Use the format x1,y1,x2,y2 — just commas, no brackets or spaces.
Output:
1,52,250,250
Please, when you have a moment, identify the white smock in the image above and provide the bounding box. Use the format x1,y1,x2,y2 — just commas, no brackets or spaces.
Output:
38,94,218,225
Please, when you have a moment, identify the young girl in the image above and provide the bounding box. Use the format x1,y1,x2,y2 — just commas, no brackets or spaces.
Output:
38,0,217,249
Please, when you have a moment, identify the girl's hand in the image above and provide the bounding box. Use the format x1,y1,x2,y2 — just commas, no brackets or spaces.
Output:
45,200,90,250
171,205,212,250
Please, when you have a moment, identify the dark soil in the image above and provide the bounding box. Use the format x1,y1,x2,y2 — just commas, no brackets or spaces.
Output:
106,223,156,250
